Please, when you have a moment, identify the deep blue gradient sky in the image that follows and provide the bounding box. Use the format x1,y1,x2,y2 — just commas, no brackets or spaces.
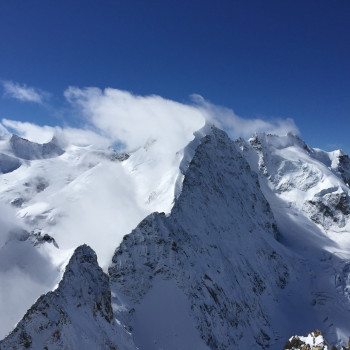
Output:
0,0,349,152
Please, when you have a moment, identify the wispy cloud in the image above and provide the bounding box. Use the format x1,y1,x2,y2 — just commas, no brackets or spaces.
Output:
64,87,299,152
1,85,299,148
0,118,110,147
64,86,205,151
2,80,48,104
191,94,299,139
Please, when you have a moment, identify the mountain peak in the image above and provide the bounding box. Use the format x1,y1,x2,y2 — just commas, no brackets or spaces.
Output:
58,244,114,323
0,244,137,349
109,126,286,349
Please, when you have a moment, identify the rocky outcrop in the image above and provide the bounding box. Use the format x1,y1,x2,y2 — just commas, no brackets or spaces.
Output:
0,245,137,350
337,154,350,187
10,135,64,160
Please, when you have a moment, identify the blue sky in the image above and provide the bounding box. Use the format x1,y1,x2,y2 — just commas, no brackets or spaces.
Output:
0,0,349,152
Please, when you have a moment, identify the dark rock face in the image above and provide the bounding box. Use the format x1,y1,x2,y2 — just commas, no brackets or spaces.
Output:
0,153,21,173
338,154,350,187
336,262,350,305
30,232,59,248
0,245,136,350
305,192,350,229
10,197,25,207
109,127,289,349
10,135,64,160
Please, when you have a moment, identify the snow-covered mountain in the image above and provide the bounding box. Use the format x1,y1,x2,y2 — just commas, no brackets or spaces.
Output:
237,133,350,233
0,244,137,350
1,125,350,349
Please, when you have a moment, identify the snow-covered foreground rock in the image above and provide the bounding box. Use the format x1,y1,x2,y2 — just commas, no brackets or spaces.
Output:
283,330,350,350
284,330,329,350
1,125,350,348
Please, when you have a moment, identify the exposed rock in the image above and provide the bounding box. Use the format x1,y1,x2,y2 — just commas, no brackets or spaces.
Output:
29,232,59,248
10,135,64,160
337,154,350,187
0,153,21,173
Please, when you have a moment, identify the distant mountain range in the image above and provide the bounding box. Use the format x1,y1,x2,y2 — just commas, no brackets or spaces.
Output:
1,125,350,349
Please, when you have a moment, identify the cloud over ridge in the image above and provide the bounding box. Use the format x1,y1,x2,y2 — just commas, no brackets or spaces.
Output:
1,85,299,150
64,87,205,151
63,86,299,151
191,94,299,140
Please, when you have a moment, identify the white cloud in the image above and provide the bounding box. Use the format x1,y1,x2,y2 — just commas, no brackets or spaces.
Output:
2,80,48,104
64,87,299,152
1,86,299,150
0,122,8,135
191,94,300,139
1,119,56,143
64,86,206,152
